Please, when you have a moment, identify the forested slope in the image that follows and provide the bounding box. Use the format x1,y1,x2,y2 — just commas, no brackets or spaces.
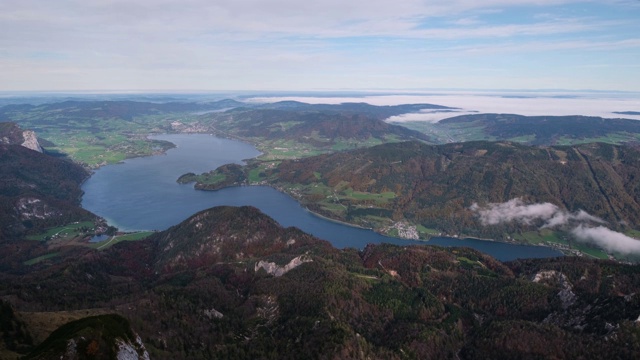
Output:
2,206,640,359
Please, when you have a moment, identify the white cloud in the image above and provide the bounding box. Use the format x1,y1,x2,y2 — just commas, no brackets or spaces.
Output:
247,92,640,120
571,225,640,255
469,198,605,227
1,0,638,91
470,198,640,255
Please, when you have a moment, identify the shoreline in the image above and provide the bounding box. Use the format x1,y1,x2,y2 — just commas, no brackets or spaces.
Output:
81,132,568,259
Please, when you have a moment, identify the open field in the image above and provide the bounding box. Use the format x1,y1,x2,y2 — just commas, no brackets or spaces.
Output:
23,252,61,266
91,231,154,250
26,221,95,241
512,230,609,259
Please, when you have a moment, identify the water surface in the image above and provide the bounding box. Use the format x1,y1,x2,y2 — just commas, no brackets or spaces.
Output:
81,134,563,261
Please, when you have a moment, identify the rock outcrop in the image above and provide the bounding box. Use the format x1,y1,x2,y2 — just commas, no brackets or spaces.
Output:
21,130,43,153
0,122,42,152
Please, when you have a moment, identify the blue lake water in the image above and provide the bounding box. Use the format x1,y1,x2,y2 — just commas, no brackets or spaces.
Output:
81,134,563,261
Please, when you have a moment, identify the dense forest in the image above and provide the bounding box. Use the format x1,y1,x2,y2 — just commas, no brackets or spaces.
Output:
3,101,640,358
0,123,96,238
2,206,640,359
184,140,640,246
435,113,640,145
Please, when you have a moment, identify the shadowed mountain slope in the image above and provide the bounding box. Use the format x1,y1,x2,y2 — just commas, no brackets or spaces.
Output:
2,206,640,359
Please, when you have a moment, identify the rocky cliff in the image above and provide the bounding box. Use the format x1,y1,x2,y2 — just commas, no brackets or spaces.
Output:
0,122,42,152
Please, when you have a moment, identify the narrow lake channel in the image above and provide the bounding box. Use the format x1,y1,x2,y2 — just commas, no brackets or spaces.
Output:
81,134,563,261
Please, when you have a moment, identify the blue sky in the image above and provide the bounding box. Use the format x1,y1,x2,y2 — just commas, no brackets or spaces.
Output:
1,0,639,91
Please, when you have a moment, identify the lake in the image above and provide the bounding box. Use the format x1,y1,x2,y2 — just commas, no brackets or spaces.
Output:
81,134,563,261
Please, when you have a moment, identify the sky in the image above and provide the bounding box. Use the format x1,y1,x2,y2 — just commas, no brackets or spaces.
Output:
1,0,640,92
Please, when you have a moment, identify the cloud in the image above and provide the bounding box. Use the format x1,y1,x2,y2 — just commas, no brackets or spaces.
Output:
1,0,638,91
470,198,605,227
471,198,640,255
571,225,640,255
247,93,640,121
386,109,470,123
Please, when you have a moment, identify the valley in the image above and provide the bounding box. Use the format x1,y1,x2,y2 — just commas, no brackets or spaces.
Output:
2,96,640,358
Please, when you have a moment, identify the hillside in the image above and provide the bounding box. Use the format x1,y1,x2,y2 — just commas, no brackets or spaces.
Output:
0,99,244,122
202,108,432,158
0,124,97,239
1,206,640,359
397,113,640,145
0,99,450,166
256,101,452,119
23,314,149,360
0,100,242,167
182,140,640,258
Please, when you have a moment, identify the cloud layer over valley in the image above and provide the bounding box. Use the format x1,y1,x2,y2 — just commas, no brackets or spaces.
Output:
470,198,640,256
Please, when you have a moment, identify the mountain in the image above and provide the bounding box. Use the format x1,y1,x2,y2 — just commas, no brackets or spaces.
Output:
0,299,33,359
202,109,432,157
0,123,96,239
2,206,640,359
183,140,640,252
256,101,452,119
151,205,333,272
0,122,42,152
22,314,149,360
433,113,640,145
0,99,245,122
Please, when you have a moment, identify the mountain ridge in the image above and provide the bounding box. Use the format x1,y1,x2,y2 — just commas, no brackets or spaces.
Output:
181,140,640,259
2,205,640,359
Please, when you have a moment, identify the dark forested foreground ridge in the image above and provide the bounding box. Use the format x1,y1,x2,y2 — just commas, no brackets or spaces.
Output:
1,206,640,359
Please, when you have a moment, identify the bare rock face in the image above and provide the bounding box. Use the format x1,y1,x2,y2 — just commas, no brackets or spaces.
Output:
0,122,24,144
21,130,43,153
255,254,313,277
0,122,43,152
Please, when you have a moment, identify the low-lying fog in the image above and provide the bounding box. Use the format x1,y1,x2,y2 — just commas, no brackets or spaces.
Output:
247,91,640,122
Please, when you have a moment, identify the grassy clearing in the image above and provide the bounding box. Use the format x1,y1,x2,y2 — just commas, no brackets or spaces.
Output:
554,132,638,146
18,111,186,167
626,229,640,238
513,230,609,259
268,121,304,131
90,231,154,250
417,225,440,236
343,189,396,202
320,203,348,214
24,252,60,266
196,173,226,185
513,229,562,244
257,139,324,159
506,135,537,143
27,221,95,241
248,167,267,183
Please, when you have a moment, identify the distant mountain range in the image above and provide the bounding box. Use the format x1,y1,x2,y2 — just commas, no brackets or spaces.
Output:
410,113,640,146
